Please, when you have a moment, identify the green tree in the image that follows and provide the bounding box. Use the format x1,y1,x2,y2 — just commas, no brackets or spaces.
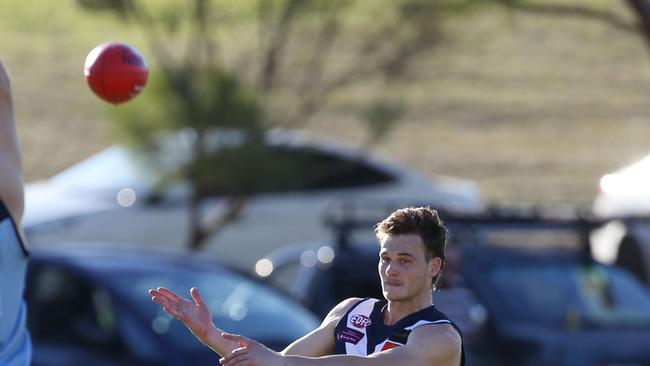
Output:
77,0,463,250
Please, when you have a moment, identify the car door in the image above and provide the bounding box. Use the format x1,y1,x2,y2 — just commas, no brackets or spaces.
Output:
25,261,163,366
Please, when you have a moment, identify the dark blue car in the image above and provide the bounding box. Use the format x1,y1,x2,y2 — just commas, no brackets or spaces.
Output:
25,246,320,366
461,244,650,365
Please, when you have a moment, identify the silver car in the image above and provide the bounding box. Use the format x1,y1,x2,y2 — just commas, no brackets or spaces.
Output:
24,129,483,269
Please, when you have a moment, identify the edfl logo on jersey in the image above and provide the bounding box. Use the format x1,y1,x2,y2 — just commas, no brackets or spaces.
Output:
351,314,372,328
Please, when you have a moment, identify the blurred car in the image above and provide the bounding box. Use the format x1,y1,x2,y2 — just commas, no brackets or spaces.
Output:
594,154,650,218
255,210,650,365
592,154,650,286
461,244,650,366
23,129,483,269
25,245,320,366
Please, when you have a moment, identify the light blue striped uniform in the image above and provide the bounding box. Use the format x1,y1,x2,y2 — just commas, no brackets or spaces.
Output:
0,200,31,365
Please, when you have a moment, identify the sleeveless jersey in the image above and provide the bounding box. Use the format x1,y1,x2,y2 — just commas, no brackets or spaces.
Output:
334,298,465,366
0,200,31,365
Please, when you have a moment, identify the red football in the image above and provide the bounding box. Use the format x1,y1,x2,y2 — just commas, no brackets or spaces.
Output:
84,42,149,104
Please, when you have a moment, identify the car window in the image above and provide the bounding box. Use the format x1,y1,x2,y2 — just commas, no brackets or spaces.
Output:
253,147,395,192
487,263,650,328
25,264,123,352
195,146,396,196
302,247,382,317
266,260,302,294
109,265,319,352
434,287,487,345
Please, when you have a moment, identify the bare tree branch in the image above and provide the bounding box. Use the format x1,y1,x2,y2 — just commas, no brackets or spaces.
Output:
126,2,179,78
505,2,636,34
281,23,396,128
197,195,248,249
626,0,650,51
296,8,342,108
258,0,306,92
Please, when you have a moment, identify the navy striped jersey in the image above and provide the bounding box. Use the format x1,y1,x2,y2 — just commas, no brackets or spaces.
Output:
334,298,465,365
0,200,31,365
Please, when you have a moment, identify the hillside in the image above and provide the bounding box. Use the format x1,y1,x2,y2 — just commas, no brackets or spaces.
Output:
2,0,650,205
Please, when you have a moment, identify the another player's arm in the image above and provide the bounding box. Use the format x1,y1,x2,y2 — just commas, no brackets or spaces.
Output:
220,322,462,366
281,297,362,357
0,60,24,226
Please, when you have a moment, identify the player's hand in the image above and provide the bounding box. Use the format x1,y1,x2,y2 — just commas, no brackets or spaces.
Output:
219,333,284,366
149,287,215,342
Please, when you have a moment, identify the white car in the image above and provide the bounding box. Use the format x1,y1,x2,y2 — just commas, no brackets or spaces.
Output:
594,154,650,217
24,129,484,269
592,154,650,285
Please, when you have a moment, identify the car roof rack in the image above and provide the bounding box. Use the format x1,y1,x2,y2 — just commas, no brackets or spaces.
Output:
322,201,619,256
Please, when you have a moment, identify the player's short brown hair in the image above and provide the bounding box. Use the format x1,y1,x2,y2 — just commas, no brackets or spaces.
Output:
374,207,448,289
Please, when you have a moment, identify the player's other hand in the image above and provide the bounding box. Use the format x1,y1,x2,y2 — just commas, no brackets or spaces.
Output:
219,333,284,366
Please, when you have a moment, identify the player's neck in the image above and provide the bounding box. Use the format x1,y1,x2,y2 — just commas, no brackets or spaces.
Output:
383,292,432,325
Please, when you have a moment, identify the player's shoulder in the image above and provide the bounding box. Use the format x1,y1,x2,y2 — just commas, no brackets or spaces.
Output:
323,297,366,323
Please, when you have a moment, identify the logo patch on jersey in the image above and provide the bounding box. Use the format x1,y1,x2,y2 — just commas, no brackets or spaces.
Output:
350,314,372,328
381,341,403,351
337,327,365,345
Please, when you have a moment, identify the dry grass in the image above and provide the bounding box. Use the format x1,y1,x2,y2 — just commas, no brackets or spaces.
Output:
3,0,650,205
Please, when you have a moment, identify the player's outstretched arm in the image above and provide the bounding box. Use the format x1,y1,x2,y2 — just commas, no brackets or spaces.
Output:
219,323,462,366
148,287,242,357
0,59,25,226
150,286,361,359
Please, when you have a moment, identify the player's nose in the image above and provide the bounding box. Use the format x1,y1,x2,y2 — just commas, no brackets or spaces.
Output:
385,261,399,276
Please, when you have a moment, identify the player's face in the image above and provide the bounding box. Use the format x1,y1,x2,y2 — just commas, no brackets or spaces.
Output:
378,234,439,302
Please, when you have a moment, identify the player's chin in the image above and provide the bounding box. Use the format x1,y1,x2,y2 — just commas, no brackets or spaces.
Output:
382,288,408,301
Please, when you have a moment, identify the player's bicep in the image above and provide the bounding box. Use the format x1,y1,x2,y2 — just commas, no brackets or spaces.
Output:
281,322,336,357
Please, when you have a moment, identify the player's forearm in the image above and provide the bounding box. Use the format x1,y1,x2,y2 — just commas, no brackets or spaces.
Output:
282,353,420,366
0,108,20,162
283,355,364,366
0,61,14,118
0,61,24,223
0,65,21,168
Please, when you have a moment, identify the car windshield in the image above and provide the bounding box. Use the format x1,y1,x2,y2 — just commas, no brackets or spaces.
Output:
488,262,650,329
109,264,319,351
50,146,156,192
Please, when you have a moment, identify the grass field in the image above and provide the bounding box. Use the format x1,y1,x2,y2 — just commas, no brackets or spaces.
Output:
2,0,650,206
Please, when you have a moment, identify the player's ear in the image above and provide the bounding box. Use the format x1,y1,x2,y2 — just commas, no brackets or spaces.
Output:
429,257,442,279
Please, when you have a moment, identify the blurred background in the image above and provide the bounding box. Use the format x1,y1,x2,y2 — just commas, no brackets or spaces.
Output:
8,0,650,205
5,0,650,365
